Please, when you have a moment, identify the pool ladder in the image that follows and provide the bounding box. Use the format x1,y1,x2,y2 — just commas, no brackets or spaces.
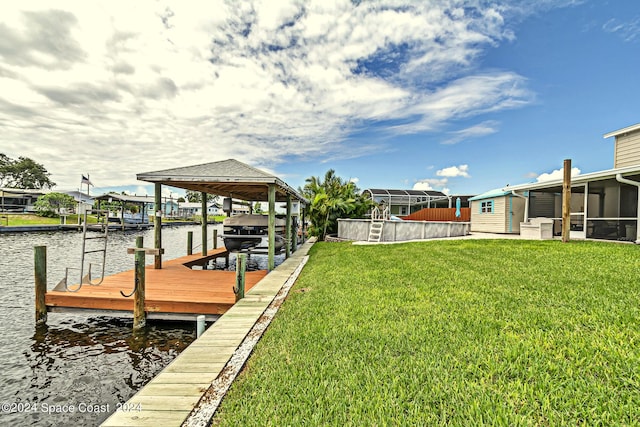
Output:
54,210,109,292
368,206,389,243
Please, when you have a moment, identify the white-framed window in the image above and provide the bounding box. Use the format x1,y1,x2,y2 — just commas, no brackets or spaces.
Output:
480,200,494,213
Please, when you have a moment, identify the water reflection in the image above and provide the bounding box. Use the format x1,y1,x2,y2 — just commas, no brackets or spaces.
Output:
19,317,194,427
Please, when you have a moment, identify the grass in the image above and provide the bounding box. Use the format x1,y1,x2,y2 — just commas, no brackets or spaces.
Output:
0,213,93,226
212,240,640,426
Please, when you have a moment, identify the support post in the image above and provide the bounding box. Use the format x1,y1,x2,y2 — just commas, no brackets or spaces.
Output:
562,159,572,243
235,253,246,302
213,229,218,250
292,215,298,252
196,315,205,338
133,236,146,330
34,246,47,325
201,192,208,256
285,194,292,258
154,183,162,269
268,184,276,271
187,231,193,255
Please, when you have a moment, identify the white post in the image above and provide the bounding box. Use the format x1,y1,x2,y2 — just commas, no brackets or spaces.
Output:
196,315,205,338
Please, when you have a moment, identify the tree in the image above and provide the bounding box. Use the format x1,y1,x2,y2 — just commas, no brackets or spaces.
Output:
0,154,56,189
253,202,263,214
34,192,76,217
185,190,219,204
300,170,374,240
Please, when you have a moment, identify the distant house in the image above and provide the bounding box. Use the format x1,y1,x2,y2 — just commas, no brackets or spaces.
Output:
62,191,94,215
178,202,221,218
0,188,45,212
471,122,640,241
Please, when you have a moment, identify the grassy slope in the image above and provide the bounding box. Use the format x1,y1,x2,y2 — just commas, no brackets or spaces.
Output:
213,240,640,426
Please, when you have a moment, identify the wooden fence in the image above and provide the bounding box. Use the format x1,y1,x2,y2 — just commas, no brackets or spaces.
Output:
400,207,471,222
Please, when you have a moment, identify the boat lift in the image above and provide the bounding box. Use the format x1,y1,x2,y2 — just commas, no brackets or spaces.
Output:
55,210,110,292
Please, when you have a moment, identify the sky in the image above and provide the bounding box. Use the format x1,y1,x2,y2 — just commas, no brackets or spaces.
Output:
1,0,639,199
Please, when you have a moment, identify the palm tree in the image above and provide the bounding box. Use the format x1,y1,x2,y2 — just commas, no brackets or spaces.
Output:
301,170,374,240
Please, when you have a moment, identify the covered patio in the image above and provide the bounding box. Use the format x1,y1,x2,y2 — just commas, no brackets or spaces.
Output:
137,159,308,270
507,165,640,242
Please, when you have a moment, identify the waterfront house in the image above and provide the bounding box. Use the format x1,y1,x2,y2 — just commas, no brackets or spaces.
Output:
470,122,640,241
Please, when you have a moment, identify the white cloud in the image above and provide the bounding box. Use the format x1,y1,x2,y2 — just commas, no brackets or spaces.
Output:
350,177,360,184
603,16,640,42
536,167,581,182
413,178,449,191
441,120,500,145
437,165,470,178
0,1,565,190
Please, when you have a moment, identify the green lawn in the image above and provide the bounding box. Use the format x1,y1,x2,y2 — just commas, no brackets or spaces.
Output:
0,213,90,226
213,240,640,426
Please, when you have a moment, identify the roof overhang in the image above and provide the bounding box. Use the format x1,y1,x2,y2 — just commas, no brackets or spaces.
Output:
504,164,640,193
604,122,640,139
137,159,308,204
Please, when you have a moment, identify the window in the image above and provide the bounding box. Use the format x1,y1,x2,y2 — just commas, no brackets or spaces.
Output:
480,200,494,213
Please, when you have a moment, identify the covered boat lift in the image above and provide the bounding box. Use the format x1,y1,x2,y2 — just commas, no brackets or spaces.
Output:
137,159,308,271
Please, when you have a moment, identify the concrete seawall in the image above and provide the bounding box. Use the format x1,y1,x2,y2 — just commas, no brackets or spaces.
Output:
338,218,470,242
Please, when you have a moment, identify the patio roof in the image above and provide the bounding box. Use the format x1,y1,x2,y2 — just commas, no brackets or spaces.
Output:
137,159,307,204
505,164,640,193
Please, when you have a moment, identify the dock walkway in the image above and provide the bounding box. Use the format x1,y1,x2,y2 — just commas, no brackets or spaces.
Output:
45,247,267,321
101,238,314,426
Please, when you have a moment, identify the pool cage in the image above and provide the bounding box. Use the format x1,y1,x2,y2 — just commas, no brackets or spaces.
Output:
363,189,450,217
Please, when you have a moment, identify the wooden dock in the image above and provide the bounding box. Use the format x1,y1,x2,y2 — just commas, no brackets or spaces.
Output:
100,238,314,427
45,247,267,321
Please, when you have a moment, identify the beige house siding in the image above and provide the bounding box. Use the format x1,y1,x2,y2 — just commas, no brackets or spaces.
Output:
471,195,526,233
471,197,507,233
510,196,526,233
614,130,640,168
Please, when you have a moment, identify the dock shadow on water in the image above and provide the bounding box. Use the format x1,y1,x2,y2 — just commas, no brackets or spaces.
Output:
12,317,196,427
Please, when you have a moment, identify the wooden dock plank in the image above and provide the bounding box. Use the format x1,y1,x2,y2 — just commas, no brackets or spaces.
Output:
101,410,192,427
100,239,315,427
45,247,268,316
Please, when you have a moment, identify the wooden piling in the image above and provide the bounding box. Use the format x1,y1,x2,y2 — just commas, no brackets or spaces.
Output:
562,159,571,243
34,245,47,325
268,184,276,271
201,192,208,256
187,231,193,255
154,183,162,269
213,229,218,250
133,236,146,330
285,195,292,258
235,253,246,302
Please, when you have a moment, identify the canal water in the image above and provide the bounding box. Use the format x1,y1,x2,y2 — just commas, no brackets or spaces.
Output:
0,224,280,427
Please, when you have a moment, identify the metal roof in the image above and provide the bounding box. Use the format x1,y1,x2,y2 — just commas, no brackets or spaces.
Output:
365,188,447,198
137,159,307,203
468,188,513,201
94,193,157,204
603,122,640,139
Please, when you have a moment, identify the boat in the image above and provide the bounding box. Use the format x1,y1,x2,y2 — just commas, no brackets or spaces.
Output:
222,214,286,252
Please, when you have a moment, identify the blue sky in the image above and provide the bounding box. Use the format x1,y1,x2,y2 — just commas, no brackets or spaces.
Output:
1,1,639,199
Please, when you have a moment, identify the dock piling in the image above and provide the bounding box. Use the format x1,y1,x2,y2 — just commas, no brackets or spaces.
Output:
196,315,205,338
34,245,47,325
133,236,146,330
187,231,193,255
213,229,218,249
234,253,246,302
